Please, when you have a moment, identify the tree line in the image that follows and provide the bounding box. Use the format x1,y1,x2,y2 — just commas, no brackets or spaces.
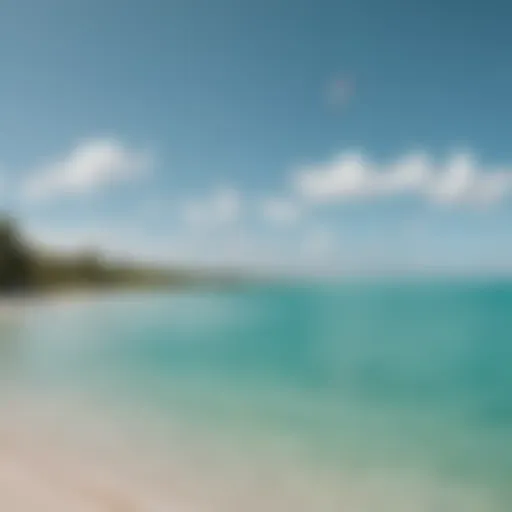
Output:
0,216,198,294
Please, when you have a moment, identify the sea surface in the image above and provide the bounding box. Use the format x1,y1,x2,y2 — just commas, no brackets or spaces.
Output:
1,280,512,510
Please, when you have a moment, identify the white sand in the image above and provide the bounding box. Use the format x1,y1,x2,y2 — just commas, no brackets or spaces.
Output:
0,394,499,512
0,304,503,512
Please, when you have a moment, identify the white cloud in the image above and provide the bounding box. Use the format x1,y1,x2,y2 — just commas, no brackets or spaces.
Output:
261,197,300,225
381,152,431,194
25,223,112,254
299,226,338,262
295,150,512,207
137,196,171,218
182,187,241,228
0,173,6,198
296,151,370,200
428,153,512,206
22,138,152,202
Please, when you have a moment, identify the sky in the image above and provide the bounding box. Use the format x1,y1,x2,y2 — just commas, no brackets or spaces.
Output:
1,0,512,274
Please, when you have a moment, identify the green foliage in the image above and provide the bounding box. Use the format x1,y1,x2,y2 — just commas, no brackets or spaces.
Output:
0,215,200,295
0,214,239,296
0,216,34,292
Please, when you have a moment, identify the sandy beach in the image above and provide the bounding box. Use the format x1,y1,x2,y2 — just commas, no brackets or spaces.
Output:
0,288,509,512
0,393,188,511
0,393,498,512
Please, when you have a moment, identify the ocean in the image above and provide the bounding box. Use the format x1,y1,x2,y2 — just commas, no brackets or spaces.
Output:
1,280,511,510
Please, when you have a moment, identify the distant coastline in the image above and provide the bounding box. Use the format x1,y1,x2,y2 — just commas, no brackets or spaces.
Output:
0,215,242,297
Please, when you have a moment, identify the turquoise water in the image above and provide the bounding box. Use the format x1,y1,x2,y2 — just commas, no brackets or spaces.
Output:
1,280,512,509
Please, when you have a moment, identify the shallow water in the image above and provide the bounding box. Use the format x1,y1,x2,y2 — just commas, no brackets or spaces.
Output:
1,281,512,510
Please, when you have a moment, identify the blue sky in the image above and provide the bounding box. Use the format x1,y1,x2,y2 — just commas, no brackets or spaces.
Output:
2,0,512,273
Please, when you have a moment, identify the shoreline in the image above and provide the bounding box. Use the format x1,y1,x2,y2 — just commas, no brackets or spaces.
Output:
0,387,506,512
0,286,182,314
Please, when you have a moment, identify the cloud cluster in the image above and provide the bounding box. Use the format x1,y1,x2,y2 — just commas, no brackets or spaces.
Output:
261,197,300,225
0,173,6,197
9,135,512,271
22,138,151,202
182,188,241,227
295,151,512,207
299,226,337,262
